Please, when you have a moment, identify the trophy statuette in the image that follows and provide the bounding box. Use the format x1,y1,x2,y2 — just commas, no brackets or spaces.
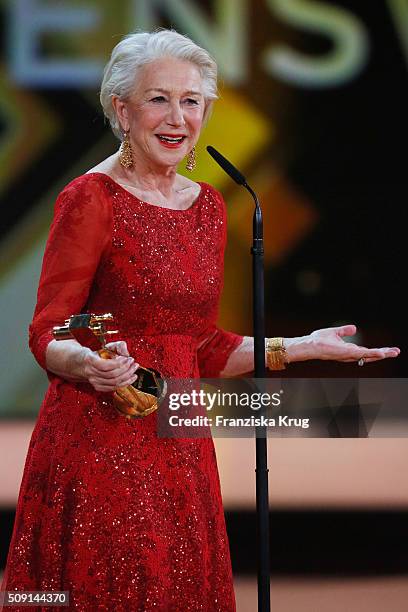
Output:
53,313,166,418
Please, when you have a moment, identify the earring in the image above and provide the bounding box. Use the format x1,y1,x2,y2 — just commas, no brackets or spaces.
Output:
119,131,133,168
186,146,196,172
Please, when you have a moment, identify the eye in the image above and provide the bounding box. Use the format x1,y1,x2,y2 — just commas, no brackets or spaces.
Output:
151,96,166,103
184,98,199,105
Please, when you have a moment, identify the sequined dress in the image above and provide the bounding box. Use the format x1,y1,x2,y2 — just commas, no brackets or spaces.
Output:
1,173,243,611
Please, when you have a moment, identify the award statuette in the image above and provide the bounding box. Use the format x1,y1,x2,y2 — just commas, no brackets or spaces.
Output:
52,313,166,419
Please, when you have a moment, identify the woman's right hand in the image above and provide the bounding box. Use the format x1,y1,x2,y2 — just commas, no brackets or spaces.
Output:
81,341,139,392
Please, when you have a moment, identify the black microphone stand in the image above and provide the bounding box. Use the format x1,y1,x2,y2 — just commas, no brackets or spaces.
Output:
206,147,271,612
245,183,270,612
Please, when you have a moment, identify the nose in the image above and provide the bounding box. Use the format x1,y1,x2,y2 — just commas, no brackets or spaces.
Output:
167,101,185,127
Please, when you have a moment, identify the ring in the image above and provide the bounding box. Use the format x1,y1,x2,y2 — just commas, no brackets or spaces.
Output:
358,358,365,367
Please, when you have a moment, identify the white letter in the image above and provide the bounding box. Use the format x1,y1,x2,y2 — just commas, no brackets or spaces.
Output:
206,393,218,411
179,393,191,406
131,0,248,84
271,393,281,406
264,0,370,88
168,394,180,411
9,0,102,86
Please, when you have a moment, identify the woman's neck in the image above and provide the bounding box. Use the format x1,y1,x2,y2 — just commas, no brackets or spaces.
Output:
113,151,180,198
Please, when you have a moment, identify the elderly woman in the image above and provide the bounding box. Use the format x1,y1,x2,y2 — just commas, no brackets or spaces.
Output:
2,30,399,611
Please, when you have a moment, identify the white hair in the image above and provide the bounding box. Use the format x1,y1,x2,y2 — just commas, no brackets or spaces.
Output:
100,29,218,140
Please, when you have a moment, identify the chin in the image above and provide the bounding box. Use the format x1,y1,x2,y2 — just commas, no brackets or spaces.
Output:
155,152,187,168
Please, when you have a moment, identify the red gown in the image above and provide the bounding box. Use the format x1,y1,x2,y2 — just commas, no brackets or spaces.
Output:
1,173,243,611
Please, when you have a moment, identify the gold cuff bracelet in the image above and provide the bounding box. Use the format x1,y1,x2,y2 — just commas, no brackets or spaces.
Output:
265,337,288,370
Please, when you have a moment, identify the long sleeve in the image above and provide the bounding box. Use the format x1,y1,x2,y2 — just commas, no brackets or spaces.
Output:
197,325,243,377
29,175,112,370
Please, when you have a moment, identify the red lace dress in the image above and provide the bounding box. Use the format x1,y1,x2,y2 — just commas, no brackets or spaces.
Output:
1,173,243,612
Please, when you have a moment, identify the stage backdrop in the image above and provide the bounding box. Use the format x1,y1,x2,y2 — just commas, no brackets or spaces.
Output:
1,0,406,416
1,3,408,604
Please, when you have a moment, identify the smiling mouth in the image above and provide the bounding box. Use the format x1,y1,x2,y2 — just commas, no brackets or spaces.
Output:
156,135,186,145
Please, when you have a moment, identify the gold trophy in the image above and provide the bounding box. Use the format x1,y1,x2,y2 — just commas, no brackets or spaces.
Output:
53,313,166,418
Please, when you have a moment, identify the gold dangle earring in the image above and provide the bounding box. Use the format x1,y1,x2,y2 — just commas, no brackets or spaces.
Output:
119,130,133,169
186,146,196,172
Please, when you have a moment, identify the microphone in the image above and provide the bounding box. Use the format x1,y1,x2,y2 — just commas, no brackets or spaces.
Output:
206,146,246,186
206,145,260,210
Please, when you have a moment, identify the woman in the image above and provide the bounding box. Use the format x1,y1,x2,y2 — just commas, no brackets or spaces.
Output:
1,30,399,611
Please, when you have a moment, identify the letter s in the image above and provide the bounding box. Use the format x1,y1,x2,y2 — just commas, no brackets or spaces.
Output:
263,0,370,87
271,393,281,406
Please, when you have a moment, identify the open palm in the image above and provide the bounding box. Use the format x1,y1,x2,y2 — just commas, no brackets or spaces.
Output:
309,325,400,363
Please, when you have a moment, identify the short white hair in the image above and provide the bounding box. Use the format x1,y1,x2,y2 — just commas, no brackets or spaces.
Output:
100,29,218,140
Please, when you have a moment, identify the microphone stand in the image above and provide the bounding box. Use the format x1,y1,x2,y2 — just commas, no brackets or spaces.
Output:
245,184,270,612
206,147,271,612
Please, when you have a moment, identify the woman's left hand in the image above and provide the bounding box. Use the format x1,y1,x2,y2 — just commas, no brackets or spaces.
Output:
287,324,400,364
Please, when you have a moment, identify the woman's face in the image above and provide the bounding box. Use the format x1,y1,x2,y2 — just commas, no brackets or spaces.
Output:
115,56,207,170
